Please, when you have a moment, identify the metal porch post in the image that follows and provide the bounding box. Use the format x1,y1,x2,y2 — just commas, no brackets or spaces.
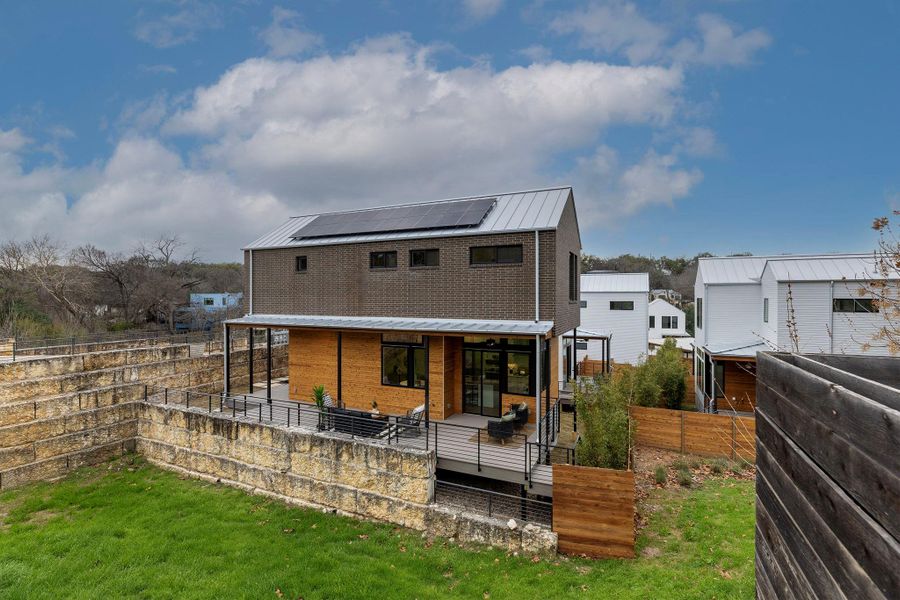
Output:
423,335,430,430
571,327,577,381
534,333,541,461
337,332,342,408
248,328,254,394
223,324,231,396
266,328,272,402
545,338,551,462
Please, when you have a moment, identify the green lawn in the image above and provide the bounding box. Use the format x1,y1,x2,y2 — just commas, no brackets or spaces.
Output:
0,456,755,599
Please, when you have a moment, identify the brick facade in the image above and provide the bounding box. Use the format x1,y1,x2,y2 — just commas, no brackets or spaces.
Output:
245,194,581,336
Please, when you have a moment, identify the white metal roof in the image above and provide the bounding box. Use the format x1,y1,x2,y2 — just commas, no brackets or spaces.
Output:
245,187,573,250
562,327,611,339
698,252,888,285
580,272,650,293
649,298,683,311
650,337,694,351
702,340,769,358
697,256,770,285
761,254,898,282
225,314,554,336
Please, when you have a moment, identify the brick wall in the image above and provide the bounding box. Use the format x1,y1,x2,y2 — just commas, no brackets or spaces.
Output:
246,203,581,337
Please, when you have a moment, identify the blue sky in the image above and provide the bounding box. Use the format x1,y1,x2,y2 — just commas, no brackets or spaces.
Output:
1,1,898,261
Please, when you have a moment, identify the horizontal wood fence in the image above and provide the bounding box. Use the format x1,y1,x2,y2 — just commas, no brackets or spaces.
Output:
575,358,609,378
756,353,900,600
552,464,635,559
629,406,756,462
0,338,13,359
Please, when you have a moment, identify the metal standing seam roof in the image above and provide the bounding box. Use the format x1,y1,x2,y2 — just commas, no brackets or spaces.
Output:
761,254,898,282
225,314,555,336
702,340,770,358
697,256,770,285
244,187,572,250
580,272,650,293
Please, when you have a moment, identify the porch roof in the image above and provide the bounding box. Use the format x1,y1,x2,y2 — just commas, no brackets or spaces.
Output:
701,340,768,359
225,314,554,337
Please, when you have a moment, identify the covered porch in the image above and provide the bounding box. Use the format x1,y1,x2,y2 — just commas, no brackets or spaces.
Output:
222,314,568,494
694,341,763,414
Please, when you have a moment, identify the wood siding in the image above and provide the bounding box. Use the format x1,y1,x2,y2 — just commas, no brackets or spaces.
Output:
553,465,635,558
756,353,900,599
629,406,756,462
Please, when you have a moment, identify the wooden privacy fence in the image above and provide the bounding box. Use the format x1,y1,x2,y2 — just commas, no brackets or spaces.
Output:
0,338,13,359
755,353,900,600
552,465,635,559
629,405,756,462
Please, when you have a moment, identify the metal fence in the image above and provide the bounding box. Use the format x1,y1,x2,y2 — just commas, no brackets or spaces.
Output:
434,480,552,526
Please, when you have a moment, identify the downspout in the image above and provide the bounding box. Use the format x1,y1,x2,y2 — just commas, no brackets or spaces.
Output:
534,231,542,458
248,249,254,315
534,230,540,322
829,280,835,353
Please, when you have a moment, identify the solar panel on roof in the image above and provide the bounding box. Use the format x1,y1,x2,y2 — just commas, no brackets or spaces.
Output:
290,197,496,239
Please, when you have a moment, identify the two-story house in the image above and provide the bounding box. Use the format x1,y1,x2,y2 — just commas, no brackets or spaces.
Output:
224,187,581,449
694,253,899,413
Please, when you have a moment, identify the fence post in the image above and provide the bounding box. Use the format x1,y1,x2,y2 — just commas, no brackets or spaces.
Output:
477,429,481,472
731,416,736,460
144,385,148,402
487,493,492,518
164,388,168,405
186,391,190,409
680,411,686,454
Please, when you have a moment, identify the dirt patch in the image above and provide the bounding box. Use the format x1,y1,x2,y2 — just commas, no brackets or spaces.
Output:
632,446,755,536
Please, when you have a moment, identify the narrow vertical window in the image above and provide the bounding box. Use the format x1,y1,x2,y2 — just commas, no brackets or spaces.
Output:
568,252,578,301
697,298,703,329
763,298,769,323
295,256,308,272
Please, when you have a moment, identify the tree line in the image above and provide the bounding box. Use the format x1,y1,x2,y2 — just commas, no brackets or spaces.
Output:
0,235,242,339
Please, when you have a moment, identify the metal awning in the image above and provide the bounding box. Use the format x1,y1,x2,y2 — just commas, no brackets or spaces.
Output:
562,328,611,340
225,314,554,337
701,340,769,359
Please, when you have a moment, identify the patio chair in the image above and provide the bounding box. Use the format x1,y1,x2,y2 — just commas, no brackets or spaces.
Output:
487,413,516,443
397,403,425,437
511,403,529,427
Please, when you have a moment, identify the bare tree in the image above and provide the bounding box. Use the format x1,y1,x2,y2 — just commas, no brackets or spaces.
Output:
868,212,900,354
72,244,145,324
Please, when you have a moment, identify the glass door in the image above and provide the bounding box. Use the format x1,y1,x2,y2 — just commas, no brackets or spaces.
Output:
463,349,502,417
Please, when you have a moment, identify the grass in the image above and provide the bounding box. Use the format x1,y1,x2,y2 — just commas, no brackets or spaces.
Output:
0,456,755,599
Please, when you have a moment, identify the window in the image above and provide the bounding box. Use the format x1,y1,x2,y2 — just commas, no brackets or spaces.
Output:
203,297,214,306
370,251,397,269
714,364,725,399
579,300,587,308
649,316,655,328
696,298,703,329
568,252,578,301
672,316,678,329
463,337,537,396
295,256,308,272
763,298,769,323
470,244,523,265
410,249,439,268
610,301,634,311
506,351,533,395
662,316,671,329
381,334,425,388
833,298,877,313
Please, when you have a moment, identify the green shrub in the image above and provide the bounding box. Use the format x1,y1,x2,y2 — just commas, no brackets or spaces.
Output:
672,457,690,471
710,459,727,475
654,466,667,485
575,378,632,470
677,468,692,487
646,338,688,409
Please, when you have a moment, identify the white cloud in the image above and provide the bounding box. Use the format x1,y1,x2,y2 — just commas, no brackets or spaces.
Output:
133,1,224,48
165,36,683,212
518,45,552,63
678,126,722,158
672,14,771,67
259,6,322,58
570,146,702,224
140,64,178,75
549,3,770,67
462,0,504,22
550,1,669,64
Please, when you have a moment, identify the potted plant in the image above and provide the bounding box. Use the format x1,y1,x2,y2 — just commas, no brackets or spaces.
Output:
312,385,327,430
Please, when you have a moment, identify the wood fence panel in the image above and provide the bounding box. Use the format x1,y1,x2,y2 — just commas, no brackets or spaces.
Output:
756,352,900,600
683,412,733,458
553,465,635,559
628,406,756,462
629,406,681,451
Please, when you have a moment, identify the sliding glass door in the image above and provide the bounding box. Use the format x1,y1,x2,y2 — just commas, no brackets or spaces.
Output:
463,349,502,417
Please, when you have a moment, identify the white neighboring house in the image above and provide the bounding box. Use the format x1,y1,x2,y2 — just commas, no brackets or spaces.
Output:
573,272,650,366
648,298,687,338
694,253,899,413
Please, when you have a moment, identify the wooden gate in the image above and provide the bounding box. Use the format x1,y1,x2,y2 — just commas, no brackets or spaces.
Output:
552,464,635,558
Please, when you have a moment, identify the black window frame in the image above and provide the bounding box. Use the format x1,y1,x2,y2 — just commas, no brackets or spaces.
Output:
410,248,439,268
369,251,398,270
662,316,672,329
697,298,703,329
832,298,878,313
609,301,634,311
462,337,537,396
380,334,426,389
649,315,655,328
203,297,214,306
672,315,678,329
763,298,769,323
568,252,578,302
295,256,308,273
469,244,523,266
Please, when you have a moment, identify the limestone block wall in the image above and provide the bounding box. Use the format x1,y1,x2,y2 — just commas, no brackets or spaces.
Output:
0,345,286,491
137,403,435,529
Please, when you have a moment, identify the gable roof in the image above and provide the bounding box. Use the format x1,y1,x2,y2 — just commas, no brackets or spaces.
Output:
580,272,650,293
649,298,684,312
761,254,899,282
697,256,770,285
245,186,573,250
